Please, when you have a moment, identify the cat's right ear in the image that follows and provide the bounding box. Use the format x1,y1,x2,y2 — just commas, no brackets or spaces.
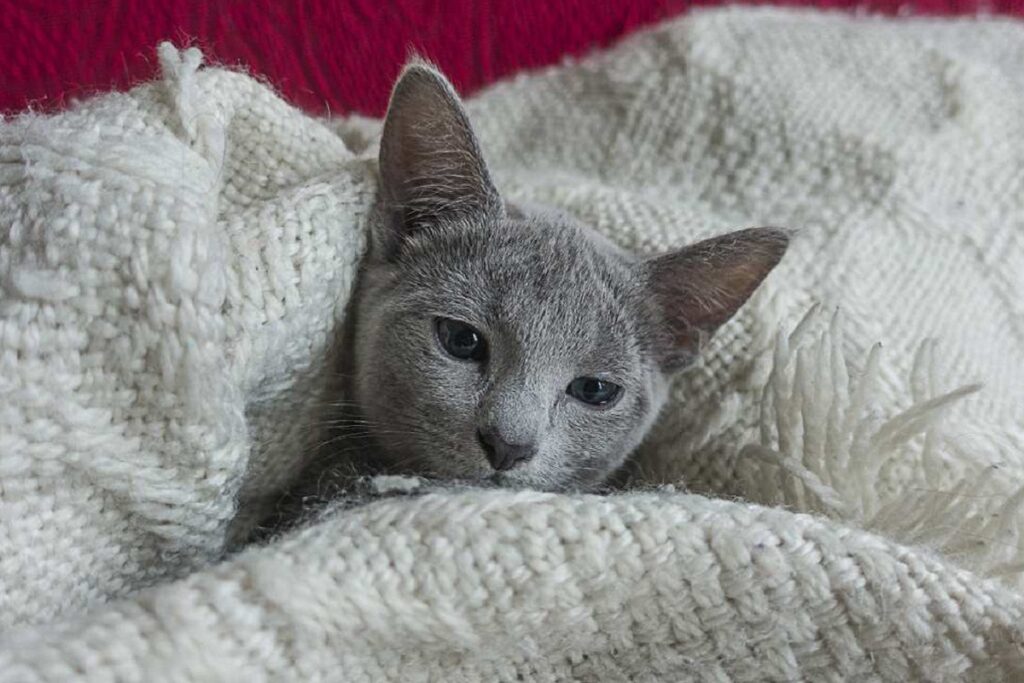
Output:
376,61,502,257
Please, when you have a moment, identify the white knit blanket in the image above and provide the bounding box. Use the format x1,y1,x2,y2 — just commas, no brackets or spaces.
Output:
3,8,1024,681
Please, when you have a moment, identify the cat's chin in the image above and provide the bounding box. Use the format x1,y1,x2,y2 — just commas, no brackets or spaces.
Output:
484,471,585,494
382,451,597,493
485,472,533,489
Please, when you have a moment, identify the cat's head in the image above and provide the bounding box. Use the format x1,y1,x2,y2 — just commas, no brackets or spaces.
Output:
351,62,788,491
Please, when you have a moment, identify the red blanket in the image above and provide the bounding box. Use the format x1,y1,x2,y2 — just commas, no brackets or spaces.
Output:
3,0,1020,115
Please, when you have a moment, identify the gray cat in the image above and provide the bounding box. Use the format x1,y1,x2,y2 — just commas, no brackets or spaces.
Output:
261,62,787,533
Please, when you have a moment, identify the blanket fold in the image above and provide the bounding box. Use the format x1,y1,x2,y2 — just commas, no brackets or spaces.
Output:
4,491,1024,681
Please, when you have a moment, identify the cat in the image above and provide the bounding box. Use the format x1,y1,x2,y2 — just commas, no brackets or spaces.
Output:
260,61,788,534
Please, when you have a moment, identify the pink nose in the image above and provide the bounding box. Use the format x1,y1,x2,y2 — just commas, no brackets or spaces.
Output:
476,428,536,471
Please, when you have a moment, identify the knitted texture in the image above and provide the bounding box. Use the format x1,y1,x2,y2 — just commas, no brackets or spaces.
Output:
2,8,1024,681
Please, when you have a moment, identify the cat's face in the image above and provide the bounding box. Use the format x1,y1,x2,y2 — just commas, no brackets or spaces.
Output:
354,213,667,490
350,63,788,491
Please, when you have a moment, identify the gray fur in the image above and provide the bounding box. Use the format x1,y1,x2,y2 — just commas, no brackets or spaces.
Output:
341,62,789,493
263,62,789,531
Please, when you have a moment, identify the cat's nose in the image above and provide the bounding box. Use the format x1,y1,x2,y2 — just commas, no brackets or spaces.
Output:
477,428,536,471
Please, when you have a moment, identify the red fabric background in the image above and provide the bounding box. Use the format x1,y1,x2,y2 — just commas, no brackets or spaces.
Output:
2,0,1021,116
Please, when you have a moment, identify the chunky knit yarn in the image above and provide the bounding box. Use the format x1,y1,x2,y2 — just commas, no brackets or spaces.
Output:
2,9,1024,681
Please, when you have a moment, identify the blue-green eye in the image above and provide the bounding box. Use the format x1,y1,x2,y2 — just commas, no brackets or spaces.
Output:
567,377,622,407
436,317,487,361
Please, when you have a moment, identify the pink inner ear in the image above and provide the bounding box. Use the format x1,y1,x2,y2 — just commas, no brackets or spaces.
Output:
647,228,789,367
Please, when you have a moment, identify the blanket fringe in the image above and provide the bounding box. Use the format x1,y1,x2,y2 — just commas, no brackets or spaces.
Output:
740,305,1024,588
157,43,226,174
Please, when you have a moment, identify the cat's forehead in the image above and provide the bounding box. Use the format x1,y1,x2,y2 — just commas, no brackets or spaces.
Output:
403,216,642,353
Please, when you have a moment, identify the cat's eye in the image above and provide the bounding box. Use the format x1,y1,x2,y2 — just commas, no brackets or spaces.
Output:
436,317,488,361
567,377,622,407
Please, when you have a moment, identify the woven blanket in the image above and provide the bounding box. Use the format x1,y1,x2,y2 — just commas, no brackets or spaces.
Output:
2,8,1024,681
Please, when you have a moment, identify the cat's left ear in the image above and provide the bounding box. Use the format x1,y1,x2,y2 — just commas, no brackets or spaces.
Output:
643,227,790,371
377,61,502,256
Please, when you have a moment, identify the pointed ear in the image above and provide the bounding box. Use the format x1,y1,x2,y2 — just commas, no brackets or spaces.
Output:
377,61,502,255
644,228,790,371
